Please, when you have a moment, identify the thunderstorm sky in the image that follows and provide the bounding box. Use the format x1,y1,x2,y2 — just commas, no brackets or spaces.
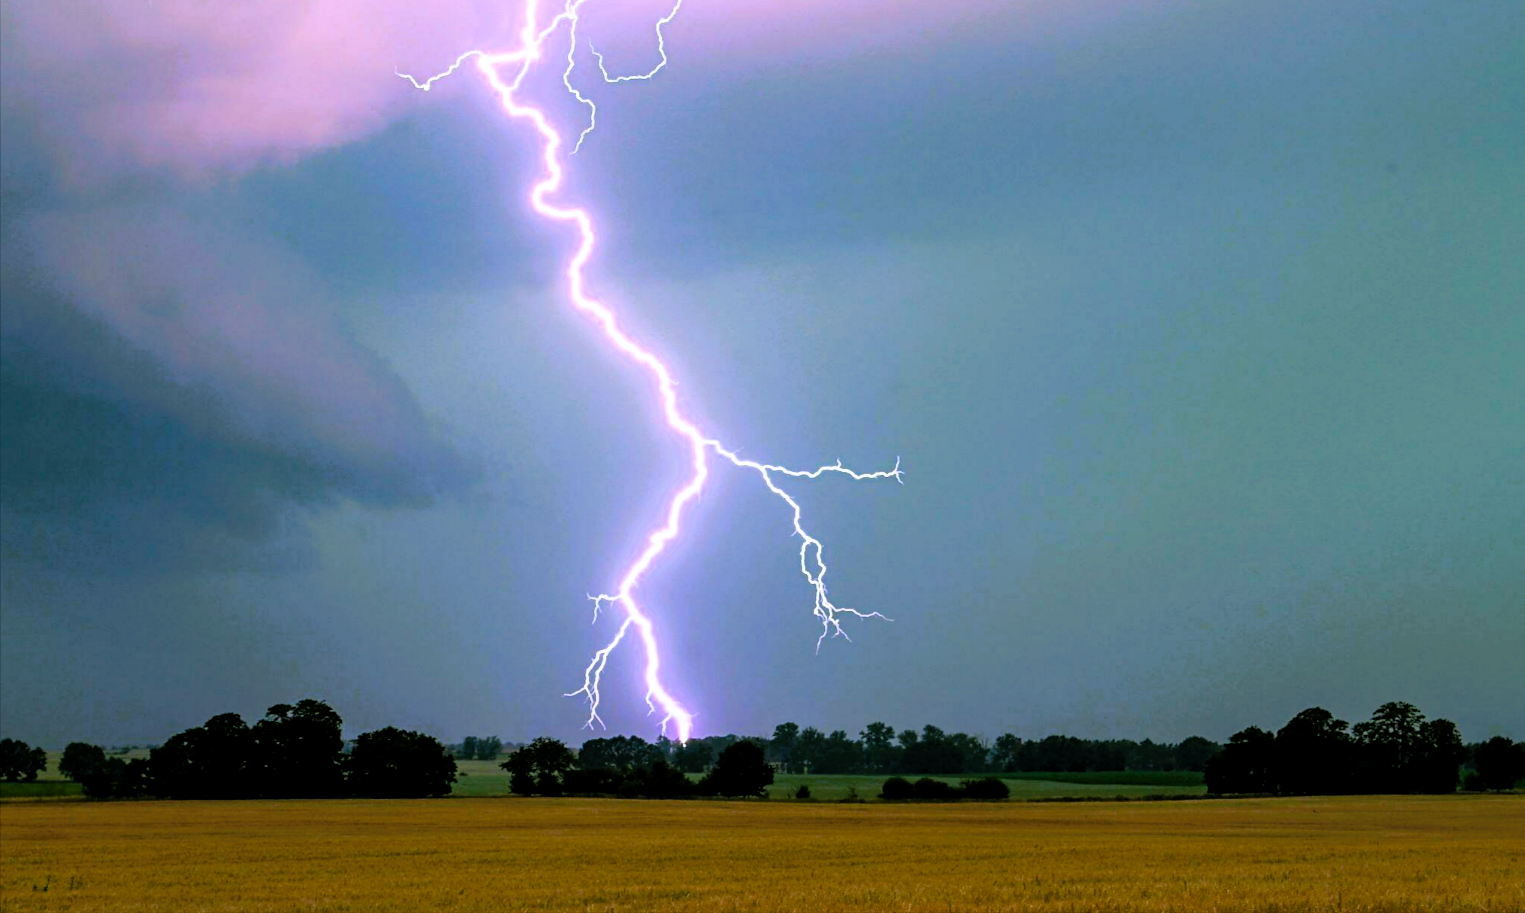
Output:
1,0,1521,747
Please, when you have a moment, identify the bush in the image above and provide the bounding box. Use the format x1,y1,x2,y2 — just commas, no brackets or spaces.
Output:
879,776,913,800
1463,771,1486,792
913,777,958,800
794,784,811,799
960,777,1011,800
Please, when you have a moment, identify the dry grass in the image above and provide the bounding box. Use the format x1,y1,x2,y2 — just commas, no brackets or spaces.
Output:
2,795,1520,911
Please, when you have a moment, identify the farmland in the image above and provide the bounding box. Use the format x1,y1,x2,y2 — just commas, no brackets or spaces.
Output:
3,794,1520,911
448,761,1208,800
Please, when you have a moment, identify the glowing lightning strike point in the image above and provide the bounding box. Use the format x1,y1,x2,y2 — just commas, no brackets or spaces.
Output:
402,0,900,744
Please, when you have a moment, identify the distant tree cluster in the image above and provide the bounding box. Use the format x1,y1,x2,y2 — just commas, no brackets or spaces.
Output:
1205,703,1476,795
0,739,48,782
765,722,1219,776
18,697,1514,804
54,699,456,800
481,721,1229,801
456,736,503,761
1466,737,1525,792
503,736,773,798
878,776,1011,801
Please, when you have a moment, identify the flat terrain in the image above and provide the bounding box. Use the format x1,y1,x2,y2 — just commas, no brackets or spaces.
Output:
766,771,1204,801
447,763,1208,800
3,795,1520,911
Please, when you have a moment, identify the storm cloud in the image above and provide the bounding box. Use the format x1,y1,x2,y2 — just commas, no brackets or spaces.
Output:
1,0,1520,748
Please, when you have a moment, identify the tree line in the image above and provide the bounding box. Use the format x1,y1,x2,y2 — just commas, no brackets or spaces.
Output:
502,703,1518,800
6,698,1519,800
498,732,1017,802
455,736,504,760
501,736,776,798
676,722,1221,777
40,699,457,799
1206,702,1524,795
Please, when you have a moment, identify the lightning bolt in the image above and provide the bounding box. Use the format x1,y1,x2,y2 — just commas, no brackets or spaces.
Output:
400,1,902,743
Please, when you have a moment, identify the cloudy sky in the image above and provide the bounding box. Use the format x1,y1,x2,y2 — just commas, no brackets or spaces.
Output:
2,0,1521,748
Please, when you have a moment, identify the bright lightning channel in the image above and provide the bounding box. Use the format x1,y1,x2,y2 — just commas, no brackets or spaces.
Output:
399,0,902,743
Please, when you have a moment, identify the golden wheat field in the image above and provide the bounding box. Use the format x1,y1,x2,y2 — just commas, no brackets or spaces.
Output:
1,795,1520,912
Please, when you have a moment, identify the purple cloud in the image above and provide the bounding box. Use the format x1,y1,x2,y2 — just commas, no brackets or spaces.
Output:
1,0,497,180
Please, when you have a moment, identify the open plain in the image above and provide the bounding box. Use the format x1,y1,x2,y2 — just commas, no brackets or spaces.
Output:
2,795,1520,912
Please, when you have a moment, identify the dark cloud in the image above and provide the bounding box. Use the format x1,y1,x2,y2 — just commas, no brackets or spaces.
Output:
0,200,476,574
2,0,1521,748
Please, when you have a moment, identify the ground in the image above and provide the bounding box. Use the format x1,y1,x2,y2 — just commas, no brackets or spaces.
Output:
2,794,1519,911
448,762,1208,799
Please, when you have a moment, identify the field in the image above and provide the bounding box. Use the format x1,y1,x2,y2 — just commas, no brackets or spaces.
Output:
7,756,1206,801
0,782,84,799
3,795,1520,911
448,762,1208,800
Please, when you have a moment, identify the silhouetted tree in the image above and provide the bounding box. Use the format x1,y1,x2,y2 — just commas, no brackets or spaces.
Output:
1017,735,1090,773
1276,708,1353,795
792,727,827,774
475,736,503,760
624,758,695,798
771,722,800,773
502,737,576,796
817,730,864,775
1123,739,1168,771
346,728,457,798
1473,737,1525,791
1205,726,1276,794
560,767,621,794
991,734,1022,772
900,725,971,775
698,739,773,797
1173,736,1221,773
1350,701,1465,794
509,769,536,795
578,735,661,772
146,712,255,799
252,700,344,798
0,739,46,782
861,722,899,774
1352,701,1428,793
460,736,479,760
58,742,108,783
1415,719,1466,794
672,739,713,773
79,757,150,798
948,732,989,773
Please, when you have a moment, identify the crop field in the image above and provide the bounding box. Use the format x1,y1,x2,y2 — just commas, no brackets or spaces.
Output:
0,782,83,800
3,795,1520,912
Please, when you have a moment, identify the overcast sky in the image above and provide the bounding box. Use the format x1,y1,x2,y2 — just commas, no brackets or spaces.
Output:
2,0,1521,748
